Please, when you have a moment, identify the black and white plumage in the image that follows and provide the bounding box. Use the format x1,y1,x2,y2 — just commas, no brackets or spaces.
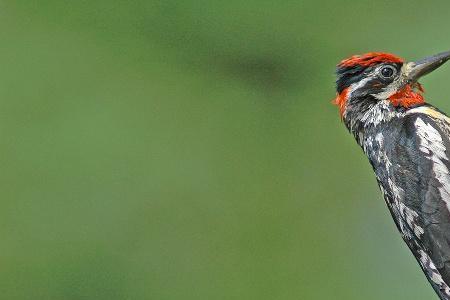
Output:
334,51,450,299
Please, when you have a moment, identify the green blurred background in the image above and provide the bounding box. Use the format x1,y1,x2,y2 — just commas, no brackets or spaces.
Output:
1,1,450,299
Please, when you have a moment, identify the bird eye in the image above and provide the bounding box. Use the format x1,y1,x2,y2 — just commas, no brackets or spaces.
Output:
380,65,396,78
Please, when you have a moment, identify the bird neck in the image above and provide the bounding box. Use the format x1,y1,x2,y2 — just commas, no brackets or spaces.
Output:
343,96,402,145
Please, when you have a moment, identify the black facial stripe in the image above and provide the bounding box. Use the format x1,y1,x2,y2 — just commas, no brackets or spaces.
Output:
336,62,402,94
336,65,366,94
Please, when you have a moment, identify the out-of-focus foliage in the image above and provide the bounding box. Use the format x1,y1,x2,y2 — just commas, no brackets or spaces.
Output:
1,1,449,299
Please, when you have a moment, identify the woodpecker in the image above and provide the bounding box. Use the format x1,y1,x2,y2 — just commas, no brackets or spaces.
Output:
334,51,450,299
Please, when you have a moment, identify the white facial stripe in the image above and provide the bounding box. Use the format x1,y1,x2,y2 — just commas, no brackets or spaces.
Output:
348,77,371,98
343,77,372,122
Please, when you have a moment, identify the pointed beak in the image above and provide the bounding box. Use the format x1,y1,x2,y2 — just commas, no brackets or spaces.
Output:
406,51,450,83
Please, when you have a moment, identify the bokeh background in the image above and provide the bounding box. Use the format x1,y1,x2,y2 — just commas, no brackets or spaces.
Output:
1,1,450,299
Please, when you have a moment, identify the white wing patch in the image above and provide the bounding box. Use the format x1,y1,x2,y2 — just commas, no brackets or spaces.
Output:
415,117,450,212
418,249,450,296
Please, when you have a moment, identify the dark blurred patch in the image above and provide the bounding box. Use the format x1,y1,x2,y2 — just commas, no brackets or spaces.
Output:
223,56,286,88
218,55,304,93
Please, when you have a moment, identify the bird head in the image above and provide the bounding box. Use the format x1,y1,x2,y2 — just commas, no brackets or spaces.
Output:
333,51,450,127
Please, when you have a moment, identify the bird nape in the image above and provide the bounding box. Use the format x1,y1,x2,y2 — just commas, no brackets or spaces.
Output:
334,51,450,300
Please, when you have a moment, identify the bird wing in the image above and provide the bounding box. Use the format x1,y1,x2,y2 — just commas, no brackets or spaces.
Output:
389,106,450,299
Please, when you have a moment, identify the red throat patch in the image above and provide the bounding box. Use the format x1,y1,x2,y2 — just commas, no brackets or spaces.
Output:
332,84,425,117
388,83,425,108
